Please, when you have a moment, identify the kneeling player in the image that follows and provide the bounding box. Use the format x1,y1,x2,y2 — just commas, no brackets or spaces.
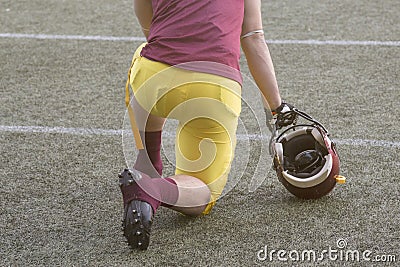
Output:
119,0,294,250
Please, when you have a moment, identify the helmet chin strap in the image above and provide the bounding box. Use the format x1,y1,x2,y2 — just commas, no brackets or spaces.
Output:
291,108,329,134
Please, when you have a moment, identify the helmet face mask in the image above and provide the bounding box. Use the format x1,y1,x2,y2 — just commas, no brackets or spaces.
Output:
270,110,343,199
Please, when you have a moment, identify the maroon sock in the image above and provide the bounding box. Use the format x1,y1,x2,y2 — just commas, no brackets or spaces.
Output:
134,131,163,178
121,171,179,213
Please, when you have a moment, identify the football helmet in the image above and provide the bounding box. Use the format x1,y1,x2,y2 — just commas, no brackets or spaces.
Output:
269,106,345,199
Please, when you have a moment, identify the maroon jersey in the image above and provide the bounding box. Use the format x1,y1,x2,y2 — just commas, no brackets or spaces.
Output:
141,0,244,84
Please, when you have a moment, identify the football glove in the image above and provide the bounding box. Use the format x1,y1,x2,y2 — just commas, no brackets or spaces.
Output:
264,101,298,132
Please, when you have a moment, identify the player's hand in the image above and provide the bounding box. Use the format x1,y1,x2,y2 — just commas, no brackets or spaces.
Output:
264,101,298,131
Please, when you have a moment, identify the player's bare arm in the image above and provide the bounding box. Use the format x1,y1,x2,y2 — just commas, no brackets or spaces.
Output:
134,0,153,39
241,0,281,111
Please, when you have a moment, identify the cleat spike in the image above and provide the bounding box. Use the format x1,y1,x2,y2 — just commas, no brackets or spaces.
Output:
121,200,153,250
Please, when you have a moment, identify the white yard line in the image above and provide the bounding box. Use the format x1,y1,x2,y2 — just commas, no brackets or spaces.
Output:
0,33,399,46
1,125,398,148
1,33,398,148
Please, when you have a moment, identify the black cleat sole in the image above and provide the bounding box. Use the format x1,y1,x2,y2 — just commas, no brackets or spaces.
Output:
123,200,152,250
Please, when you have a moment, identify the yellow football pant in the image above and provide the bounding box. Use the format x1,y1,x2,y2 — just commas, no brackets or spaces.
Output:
128,44,241,214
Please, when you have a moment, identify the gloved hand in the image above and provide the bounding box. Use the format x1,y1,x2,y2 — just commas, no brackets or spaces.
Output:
264,101,298,132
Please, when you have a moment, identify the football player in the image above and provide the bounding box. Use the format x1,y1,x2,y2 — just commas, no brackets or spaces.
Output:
119,0,296,250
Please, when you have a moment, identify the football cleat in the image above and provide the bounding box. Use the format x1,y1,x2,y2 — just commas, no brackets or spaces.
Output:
269,108,345,199
119,169,153,250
